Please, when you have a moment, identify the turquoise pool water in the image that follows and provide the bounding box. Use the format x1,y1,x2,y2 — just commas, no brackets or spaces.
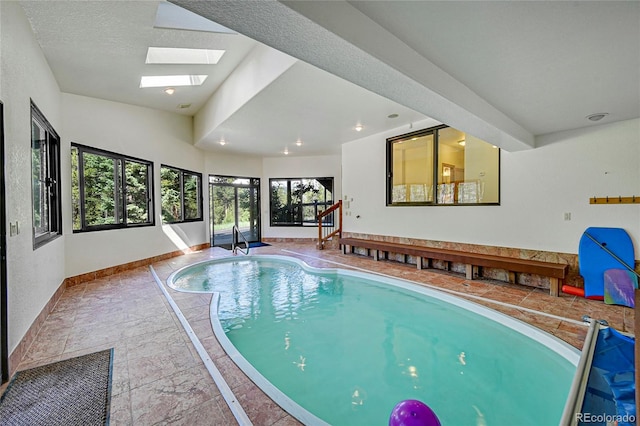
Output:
168,255,579,426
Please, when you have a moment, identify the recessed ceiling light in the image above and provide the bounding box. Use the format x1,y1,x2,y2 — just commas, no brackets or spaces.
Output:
140,75,207,88
296,139,303,146
164,87,175,95
284,149,289,155
146,47,225,65
388,113,399,119
586,113,609,121
219,139,226,146
355,124,363,132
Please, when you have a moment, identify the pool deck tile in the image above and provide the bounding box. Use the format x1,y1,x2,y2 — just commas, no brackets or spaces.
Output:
3,242,634,425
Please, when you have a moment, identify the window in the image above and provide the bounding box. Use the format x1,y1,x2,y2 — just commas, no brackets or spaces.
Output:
160,165,203,223
270,178,334,226
31,101,62,247
387,125,500,205
71,144,154,232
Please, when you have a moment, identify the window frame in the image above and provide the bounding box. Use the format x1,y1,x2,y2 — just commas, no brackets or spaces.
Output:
71,143,155,233
31,100,62,248
160,164,203,224
269,177,334,227
386,124,500,206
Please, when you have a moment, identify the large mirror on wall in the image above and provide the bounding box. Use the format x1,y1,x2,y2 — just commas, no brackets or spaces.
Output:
387,125,500,206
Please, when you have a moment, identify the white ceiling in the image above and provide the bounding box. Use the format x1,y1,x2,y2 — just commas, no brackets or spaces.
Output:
19,1,257,116
18,0,428,157
19,0,640,156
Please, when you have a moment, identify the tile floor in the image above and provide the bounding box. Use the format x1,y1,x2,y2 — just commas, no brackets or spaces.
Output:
1,242,635,425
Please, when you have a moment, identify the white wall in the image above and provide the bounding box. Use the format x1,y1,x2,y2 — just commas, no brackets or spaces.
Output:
261,155,342,239
205,151,263,178
343,118,640,256
204,153,341,240
0,1,67,353
63,94,208,277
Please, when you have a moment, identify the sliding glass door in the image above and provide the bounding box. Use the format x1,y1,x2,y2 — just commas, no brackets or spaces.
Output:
209,175,260,247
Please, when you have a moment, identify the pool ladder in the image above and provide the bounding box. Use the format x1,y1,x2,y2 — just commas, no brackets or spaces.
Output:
232,225,249,255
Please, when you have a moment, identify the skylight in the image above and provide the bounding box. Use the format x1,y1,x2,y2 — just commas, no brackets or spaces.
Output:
139,75,208,88
145,47,225,65
154,2,236,34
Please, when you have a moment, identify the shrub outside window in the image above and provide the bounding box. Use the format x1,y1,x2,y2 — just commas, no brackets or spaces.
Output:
270,178,334,226
387,125,500,205
71,144,154,231
160,165,202,223
31,101,62,247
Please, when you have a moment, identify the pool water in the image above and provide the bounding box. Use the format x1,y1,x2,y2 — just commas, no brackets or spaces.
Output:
169,256,579,425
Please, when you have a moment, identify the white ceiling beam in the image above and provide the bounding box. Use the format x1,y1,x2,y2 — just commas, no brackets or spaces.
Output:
194,43,297,147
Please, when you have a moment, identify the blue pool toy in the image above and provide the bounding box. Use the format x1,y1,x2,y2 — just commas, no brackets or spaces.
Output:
389,400,441,426
578,227,636,299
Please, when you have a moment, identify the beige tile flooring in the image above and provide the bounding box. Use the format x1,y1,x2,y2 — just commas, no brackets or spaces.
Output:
1,242,635,425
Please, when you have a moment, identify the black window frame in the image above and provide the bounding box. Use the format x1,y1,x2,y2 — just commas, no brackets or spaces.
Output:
31,100,62,248
160,164,203,224
386,124,500,206
71,143,155,232
269,177,334,227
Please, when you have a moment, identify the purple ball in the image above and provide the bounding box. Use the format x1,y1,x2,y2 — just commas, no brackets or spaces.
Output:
389,399,441,426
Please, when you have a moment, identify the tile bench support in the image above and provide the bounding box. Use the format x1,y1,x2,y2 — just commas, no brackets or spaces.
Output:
465,264,481,280
549,278,560,297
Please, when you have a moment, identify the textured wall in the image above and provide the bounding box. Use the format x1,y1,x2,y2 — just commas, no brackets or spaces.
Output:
342,118,640,257
0,2,66,354
62,94,206,277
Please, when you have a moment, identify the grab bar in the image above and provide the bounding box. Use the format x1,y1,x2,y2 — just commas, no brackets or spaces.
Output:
232,225,249,255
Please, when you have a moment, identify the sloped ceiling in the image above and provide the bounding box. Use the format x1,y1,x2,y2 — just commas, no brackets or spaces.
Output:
173,0,640,150
20,0,640,156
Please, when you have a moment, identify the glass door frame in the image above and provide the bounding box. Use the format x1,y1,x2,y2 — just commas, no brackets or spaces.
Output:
209,175,261,247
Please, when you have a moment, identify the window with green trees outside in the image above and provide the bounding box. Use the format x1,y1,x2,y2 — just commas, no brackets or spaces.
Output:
31,101,62,247
270,178,334,226
71,144,154,231
160,165,202,223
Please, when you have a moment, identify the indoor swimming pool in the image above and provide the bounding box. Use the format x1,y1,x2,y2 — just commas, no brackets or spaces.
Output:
168,255,580,425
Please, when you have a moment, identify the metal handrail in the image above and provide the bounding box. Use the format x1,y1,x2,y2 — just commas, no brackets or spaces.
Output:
559,316,601,426
317,200,342,250
232,225,250,255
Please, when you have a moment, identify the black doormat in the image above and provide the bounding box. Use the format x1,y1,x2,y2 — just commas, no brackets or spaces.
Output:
0,348,113,425
248,242,270,248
